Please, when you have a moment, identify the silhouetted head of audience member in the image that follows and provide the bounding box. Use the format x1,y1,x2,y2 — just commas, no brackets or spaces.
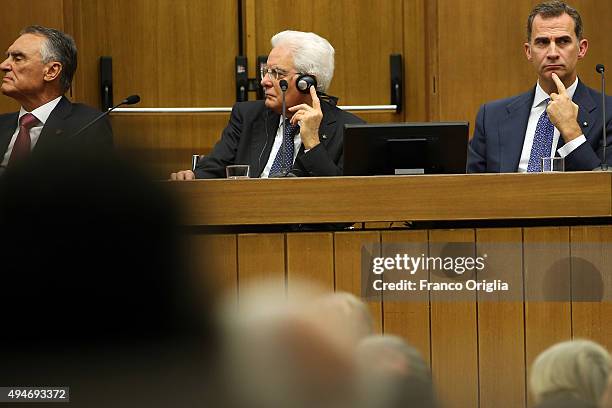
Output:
219,282,358,408
0,150,218,406
310,291,375,348
530,339,611,407
355,335,437,408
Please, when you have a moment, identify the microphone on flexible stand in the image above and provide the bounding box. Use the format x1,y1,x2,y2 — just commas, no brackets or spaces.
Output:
269,80,291,178
71,95,141,139
593,64,610,171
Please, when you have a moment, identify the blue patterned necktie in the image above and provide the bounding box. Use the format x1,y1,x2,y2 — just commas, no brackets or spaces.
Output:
527,99,555,172
269,119,300,176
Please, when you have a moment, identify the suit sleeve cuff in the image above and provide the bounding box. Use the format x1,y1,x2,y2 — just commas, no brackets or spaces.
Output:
557,135,586,158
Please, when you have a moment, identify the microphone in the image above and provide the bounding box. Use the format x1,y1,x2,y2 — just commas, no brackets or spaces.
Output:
72,95,141,139
593,64,610,171
270,80,290,178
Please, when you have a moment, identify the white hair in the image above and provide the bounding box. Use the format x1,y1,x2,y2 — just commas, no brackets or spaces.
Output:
530,339,611,404
271,30,335,92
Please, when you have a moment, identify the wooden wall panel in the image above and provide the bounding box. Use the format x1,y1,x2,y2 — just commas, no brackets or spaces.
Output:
476,228,526,408
570,226,612,350
570,0,612,91
429,229,479,408
334,231,382,333
286,232,335,296
253,0,406,124
0,0,66,114
523,227,571,406
189,234,238,302
237,233,285,295
434,0,535,123
67,0,238,178
381,230,431,364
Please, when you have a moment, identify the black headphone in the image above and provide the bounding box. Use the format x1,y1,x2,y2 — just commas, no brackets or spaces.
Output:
295,74,317,94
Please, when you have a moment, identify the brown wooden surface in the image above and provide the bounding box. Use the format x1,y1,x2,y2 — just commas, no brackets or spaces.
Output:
570,226,612,351
476,228,527,408
429,229,479,408
169,172,612,226
524,227,572,407
286,232,335,296
237,233,285,295
184,224,611,407
334,231,383,333
381,230,431,363
190,234,238,302
67,0,239,178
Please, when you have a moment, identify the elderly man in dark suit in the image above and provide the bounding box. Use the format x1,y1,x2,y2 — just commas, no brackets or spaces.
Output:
0,25,112,175
171,30,364,180
467,1,612,173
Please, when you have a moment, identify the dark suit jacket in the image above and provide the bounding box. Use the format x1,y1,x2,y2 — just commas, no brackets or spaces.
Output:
467,80,612,172
0,96,113,163
194,99,365,178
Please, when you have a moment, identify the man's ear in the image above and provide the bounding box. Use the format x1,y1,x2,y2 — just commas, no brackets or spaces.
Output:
43,62,63,83
524,42,532,61
577,38,589,60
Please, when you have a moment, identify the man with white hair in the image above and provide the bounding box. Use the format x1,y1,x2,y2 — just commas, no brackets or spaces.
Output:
171,30,364,179
529,339,611,407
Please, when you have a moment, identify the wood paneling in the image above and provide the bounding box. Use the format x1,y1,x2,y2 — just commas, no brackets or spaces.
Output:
189,234,237,301
67,0,239,178
434,0,535,123
0,0,66,114
571,0,612,91
476,228,526,408
570,226,612,350
381,230,431,364
334,231,382,333
429,229,478,408
286,232,335,296
237,233,285,294
168,173,612,226
524,226,572,404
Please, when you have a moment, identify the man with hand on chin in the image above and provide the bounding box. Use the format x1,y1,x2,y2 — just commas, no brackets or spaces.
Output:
467,1,612,173
171,30,363,180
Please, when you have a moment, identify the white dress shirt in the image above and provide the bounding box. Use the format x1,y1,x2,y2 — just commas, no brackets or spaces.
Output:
517,78,585,172
0,96,63,169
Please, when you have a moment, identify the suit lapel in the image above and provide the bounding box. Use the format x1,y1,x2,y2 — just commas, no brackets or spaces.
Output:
317,101,338,148
573,80,597,141
33,96,72,155
251,108,280,177
499,89,534,172
0,113,19,159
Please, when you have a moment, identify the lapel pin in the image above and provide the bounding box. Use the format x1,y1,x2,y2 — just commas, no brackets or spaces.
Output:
583,122,588,127
321,134,327,140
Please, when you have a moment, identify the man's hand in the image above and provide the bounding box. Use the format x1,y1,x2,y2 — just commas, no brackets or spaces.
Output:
288,86,323,150
547,73,582,142
170,170,195,180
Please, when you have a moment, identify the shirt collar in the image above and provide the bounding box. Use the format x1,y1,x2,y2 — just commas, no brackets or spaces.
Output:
19,96,63,125
533,77,578,108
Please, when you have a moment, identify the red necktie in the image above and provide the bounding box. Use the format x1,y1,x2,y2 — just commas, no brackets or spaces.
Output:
9,113,39,165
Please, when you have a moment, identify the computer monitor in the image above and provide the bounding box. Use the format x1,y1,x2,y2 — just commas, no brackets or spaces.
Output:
343,122,469,176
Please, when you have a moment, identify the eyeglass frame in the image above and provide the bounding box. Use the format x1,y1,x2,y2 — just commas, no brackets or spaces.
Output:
260,65,299,81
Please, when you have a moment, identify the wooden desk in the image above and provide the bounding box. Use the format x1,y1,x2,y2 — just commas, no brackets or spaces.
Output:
171,173,612,408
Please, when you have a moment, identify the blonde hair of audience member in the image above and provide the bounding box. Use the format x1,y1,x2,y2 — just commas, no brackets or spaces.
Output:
310,291,375,347
601,374,612,408
218,281,359,408
530,339,611,405
355,335,436,408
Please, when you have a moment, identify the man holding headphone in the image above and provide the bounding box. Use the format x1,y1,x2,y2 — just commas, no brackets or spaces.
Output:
171,30,364,179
